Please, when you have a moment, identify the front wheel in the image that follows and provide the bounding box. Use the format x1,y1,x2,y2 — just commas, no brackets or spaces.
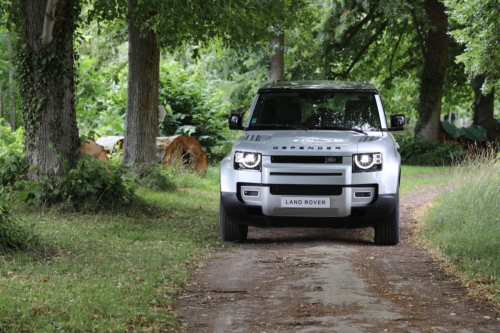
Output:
374,192,400,246
219,200,248,242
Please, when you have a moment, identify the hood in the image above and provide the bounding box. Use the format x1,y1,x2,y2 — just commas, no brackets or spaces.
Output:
234,130,377,155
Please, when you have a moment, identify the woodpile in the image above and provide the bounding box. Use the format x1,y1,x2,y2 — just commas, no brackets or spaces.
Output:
93,135,208,174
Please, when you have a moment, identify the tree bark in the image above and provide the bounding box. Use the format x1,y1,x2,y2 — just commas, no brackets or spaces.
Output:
19,0,80,181
123,0,160,167
268,28,284,82
472,74,495,142
414,0,448,142
7,30,16,131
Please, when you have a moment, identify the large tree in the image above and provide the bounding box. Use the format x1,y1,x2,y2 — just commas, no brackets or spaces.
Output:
117,0,283,165
122,0,159,166
445,0,499,141
472,74,495,141
413,0,448,142
316,0,451,142
13,0,81,181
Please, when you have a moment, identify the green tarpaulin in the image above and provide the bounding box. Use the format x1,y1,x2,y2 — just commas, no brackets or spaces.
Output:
441,121,488,141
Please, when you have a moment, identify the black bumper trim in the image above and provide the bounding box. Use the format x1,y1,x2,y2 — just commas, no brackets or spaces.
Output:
221,192,396,229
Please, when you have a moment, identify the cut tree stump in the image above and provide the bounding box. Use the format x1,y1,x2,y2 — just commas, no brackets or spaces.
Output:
80,138,109,162
157,135,208,174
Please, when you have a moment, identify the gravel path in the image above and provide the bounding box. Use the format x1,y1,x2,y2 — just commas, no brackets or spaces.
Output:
174,185,500,332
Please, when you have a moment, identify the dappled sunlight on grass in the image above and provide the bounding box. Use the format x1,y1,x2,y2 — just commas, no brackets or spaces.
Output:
0,166,228,332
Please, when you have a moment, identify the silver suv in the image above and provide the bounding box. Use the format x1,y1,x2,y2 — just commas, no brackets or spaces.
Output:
219,81,405,245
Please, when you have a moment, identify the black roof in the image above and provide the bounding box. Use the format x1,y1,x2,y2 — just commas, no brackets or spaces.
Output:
258,80,378,93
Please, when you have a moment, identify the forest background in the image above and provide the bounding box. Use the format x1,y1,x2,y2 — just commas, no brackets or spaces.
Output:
0,0,499,168
1,1,500,332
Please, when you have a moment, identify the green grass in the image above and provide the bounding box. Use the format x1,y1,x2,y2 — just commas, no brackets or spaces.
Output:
419,158,500,301
0,166,229,332
400,165,453,195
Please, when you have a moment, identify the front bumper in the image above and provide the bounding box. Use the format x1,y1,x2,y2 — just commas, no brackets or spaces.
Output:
221,191,397,229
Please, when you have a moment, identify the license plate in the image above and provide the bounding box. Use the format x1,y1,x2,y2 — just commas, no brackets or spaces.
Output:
281,197,330,208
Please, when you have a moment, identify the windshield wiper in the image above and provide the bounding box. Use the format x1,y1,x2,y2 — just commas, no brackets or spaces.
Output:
250,123,309,131
313,125,367,135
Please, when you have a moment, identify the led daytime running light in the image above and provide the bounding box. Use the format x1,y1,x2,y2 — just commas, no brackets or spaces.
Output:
354,153,382,169
235,152,261,169
355,154,375,169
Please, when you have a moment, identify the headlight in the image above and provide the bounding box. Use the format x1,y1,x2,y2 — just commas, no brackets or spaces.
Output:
234,152,262,170
353,153,382,172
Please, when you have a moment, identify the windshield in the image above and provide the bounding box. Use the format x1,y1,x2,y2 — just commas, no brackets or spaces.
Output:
248,90,382,131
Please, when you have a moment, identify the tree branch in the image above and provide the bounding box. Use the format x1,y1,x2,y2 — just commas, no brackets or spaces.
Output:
331,20,389,80
326,4,382,53
41,0,59,44
411,8,427,58
389,21,408,80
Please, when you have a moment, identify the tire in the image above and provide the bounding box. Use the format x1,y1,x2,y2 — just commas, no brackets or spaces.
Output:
374,192,400,246
219,200,248,242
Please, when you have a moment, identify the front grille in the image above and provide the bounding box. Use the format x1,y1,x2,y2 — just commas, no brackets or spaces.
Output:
271,156,343,164
270,184,343,196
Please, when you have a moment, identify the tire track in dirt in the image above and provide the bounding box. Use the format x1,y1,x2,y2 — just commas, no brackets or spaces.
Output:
175,186,500,332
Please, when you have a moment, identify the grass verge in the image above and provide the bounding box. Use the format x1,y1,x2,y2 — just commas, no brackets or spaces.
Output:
400,165,453,196
0,166,230,332
417,156,500,303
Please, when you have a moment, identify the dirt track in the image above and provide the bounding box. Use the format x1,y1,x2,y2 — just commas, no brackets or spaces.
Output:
175,186,500,332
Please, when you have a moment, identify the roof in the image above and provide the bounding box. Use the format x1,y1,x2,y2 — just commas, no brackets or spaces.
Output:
258,80,378,93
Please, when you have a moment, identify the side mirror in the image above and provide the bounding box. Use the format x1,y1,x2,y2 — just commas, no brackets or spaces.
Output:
388,114,406,131
228,113,244,130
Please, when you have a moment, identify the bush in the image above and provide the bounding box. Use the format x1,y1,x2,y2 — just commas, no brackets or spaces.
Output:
0,151,27,186
395,135,466,166
15,156,137,210
158,62,231,155
0,191,44,252
0,124,27,186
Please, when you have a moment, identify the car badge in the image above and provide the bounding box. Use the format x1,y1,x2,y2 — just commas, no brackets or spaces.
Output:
325,157,337,164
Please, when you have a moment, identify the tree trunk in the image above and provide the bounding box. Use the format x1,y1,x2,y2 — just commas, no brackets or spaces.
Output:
472,74,495,142
7,30,15,131
18,0,80,181
414,0,448,142
122,0,160,167
268,28,284,82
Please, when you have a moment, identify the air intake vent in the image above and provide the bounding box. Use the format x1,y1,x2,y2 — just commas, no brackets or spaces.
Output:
359,136,380,142
244,135,271,142
270,184,343,196
271,156,343,164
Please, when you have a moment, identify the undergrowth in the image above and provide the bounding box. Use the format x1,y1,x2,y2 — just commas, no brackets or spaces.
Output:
419,151,500,301
0,191,45,253
395,134,466,166
0,166,226,332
